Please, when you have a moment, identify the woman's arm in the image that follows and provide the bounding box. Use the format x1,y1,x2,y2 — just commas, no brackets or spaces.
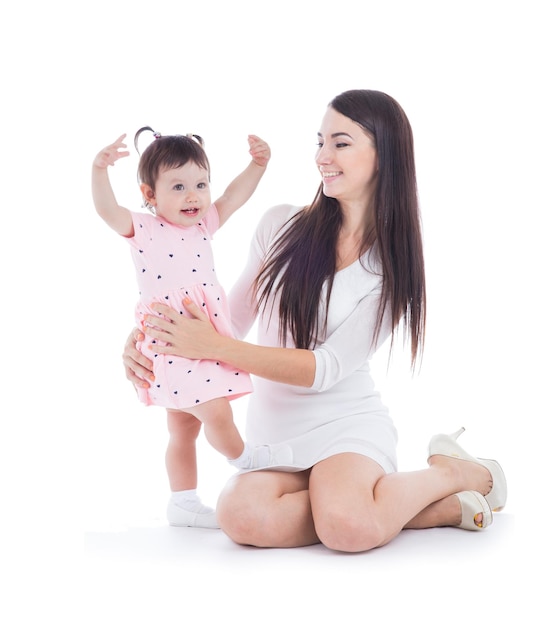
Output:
311,289,392,391
144,201,315,387
144,300,316,388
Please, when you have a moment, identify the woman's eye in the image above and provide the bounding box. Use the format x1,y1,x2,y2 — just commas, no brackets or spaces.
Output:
316,141,348,149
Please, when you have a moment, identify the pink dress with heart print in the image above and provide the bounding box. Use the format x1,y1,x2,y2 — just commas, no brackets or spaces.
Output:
126,204,253,409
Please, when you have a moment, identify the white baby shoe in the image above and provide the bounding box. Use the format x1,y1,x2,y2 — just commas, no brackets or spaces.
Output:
166,499,220,529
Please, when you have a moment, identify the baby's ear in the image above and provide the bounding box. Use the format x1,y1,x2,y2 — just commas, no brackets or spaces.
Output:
140,183,156,206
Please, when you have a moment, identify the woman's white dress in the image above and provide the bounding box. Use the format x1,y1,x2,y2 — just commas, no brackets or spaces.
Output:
228,204,398,474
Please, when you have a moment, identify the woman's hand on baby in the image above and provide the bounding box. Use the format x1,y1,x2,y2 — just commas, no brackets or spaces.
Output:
93,134,130,169
122,327,154,388
144,300,219,360
248,135,271,168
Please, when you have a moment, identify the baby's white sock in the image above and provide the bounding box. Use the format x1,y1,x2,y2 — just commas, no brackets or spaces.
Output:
229,443,271,469
171,489,214,514
229,443,254,469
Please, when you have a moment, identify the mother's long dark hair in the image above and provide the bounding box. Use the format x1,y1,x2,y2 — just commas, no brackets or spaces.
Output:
255,90,426,367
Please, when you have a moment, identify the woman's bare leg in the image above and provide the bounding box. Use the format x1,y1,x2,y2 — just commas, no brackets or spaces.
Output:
217,469,319,548
404,495,463,529
217,452,492,551
309,453,492,552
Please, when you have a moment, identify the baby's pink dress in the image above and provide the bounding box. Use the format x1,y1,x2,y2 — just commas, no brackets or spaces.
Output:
127,205,252,409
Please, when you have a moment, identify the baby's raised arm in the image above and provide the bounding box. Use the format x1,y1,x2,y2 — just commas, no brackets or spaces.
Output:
214,135,271,227
91,134,133,237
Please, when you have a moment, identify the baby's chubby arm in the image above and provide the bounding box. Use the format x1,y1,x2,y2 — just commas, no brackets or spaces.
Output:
91,134,134,237
215,135,271,227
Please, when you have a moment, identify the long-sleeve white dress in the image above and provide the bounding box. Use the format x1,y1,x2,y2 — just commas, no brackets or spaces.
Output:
228,204,398,474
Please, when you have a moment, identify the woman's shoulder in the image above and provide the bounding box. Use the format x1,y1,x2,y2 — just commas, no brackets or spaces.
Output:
262,204,303,225
259,203,304,234
255,204,303,246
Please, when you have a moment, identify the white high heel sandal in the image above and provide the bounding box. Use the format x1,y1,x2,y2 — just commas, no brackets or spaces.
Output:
428,427,507,512
455,491,493,531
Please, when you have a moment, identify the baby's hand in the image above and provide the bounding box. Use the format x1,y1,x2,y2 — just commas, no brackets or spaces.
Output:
93,134,130,169
248,135,271,168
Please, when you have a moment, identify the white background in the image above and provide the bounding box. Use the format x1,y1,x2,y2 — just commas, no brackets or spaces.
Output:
1,0,543,622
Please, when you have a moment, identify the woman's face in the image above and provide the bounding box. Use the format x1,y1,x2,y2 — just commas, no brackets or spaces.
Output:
316,106,378,209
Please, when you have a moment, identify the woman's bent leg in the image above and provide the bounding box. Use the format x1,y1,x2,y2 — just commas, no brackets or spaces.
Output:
309,452,492,553
404,495,463,529
217,451,492,551
217,469,318,548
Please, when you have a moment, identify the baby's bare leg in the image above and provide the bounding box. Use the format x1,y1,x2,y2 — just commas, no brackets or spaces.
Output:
166,409,202,491
189,398,292,470
165,409,218,528
189,397,244,461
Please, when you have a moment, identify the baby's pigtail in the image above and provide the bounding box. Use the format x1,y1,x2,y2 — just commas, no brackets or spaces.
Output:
134,126,162,155
186,133,204,148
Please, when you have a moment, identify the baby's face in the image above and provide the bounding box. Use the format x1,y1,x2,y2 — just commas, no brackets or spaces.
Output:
146,160,212,226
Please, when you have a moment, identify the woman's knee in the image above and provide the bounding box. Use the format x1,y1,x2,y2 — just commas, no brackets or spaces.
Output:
309,454,388,552
314,509,385,553
216,470,311,547
216,475,268,545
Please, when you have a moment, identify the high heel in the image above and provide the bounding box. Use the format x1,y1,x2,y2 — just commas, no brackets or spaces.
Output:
455,491,493,531
428,427,507,512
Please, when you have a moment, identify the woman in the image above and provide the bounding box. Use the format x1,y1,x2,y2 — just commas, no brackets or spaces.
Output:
123,89,507,552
